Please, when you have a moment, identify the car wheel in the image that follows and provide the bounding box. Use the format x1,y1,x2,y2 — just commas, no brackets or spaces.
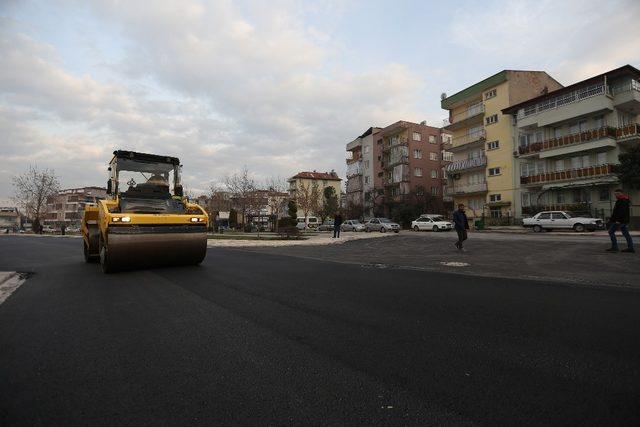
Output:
380,227,386,233
533,225,542,233
413,225,419,232
573,223,585,232
432,225,439,232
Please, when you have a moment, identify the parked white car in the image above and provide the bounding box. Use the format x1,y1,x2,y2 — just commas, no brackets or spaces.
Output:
296,216,319,230
411,214,453,232
523,211,604,232
341,219,365,232
364,218,400,233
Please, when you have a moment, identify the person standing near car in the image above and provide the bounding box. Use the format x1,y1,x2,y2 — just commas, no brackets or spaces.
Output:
333,212,343,238
607,189,635,253
453,204,469,250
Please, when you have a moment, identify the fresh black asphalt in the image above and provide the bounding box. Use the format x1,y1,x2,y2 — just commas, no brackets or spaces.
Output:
1,236,639,425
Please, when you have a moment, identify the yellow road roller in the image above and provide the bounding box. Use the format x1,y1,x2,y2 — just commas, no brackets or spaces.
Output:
82,150,208,273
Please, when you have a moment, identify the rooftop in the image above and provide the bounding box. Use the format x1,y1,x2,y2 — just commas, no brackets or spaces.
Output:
289,171,341,181
502,64,640,114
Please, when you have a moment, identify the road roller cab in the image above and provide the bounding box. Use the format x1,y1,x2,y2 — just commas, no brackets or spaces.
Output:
82,150,208,273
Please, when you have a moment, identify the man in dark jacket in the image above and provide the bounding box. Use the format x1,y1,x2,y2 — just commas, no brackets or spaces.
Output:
453,204,470,250
333,213,343,238
607,189,634,253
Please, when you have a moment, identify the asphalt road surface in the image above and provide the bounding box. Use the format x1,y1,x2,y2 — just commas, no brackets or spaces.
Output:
1,236,640,425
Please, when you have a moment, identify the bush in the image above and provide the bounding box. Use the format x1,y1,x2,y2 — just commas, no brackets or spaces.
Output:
277,226,301,239
278,217,296,228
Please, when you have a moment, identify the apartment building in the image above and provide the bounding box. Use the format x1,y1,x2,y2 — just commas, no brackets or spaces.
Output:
346,127,381,218
44,186,107,227
503,65,640,221
372,121,447,213
0,207,21,230
441,70,563,220
288,171,342,216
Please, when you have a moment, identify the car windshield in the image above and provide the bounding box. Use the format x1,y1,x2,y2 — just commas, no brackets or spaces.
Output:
379,218,392,223
351,220,361,224
430,216,445,221
117,158,177,195
564,212,573,218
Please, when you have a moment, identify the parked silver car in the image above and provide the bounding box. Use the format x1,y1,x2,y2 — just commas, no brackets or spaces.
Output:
364,218,400,233
341,219,365,232
317,220,335,231
523,210,604,232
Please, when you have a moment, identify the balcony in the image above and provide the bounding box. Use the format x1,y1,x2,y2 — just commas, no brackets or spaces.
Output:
449,129,486,152
616,123,640,144
384,174,410,187
520,164,615,186
516,82,613,128
382,138,409,152
346,160,362,178
445,155,487,174
611,79,640,112
517,126,617,158
346,176,363,193
444,182,488,196
444,104,485,131
384,155,409,169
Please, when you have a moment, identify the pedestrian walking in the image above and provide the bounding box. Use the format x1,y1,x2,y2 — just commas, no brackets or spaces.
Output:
453,204,469,250
333,213,343,238
606,189,635,253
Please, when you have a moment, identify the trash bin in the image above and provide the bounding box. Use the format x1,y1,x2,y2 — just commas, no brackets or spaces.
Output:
474,220,484,230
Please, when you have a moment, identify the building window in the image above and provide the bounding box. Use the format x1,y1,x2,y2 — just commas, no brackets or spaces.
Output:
431,186,438,196
488,167,501,176
442,151,453,162
555,159,565,171
487,140,499,150
429,152,439,161
414,167,423,177
431,170,438,178
490,208,502,218
599,187,610,201
364,176,370,184
363,145,370,154
364,160,370,169
594,115,605,129
428,135,436,144
597,152,607,164
485,89,497,100
485,114,498,125
416,187,425,196
413,132,422,141
556,192,565,204
413,149,422,159
521,192,531,207
490,194,502,202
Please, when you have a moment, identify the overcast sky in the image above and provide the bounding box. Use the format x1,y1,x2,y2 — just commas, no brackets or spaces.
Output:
1,0,639,200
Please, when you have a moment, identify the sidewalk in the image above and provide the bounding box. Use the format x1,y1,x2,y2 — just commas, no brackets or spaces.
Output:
478,226,640,237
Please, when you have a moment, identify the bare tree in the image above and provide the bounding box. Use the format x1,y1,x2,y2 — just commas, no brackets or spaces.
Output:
225,166,257,227
264,176,288,231
295,180,321,221
12,165,60,232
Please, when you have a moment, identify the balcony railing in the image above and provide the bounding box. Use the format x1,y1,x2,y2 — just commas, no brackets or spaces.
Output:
445,155,487,173
517,82,609,119
445,104,485,128
610,79,640,96
382,138,409,152
520,164,614,185
616,123,640,141
384,174,410,186
452,129,486,147
518,126,616,155
384,155,409,169
444,182,488,196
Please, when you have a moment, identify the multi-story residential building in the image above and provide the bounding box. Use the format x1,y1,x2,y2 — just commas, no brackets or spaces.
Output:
346,127,381,218
44,187,107,227
288,171,342,217
373,121,449,215
441,70,563,220
0,206,21,230
503,65,640,221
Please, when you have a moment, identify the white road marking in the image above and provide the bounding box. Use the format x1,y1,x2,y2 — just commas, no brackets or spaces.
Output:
0,272,27,305
440,262,470,267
